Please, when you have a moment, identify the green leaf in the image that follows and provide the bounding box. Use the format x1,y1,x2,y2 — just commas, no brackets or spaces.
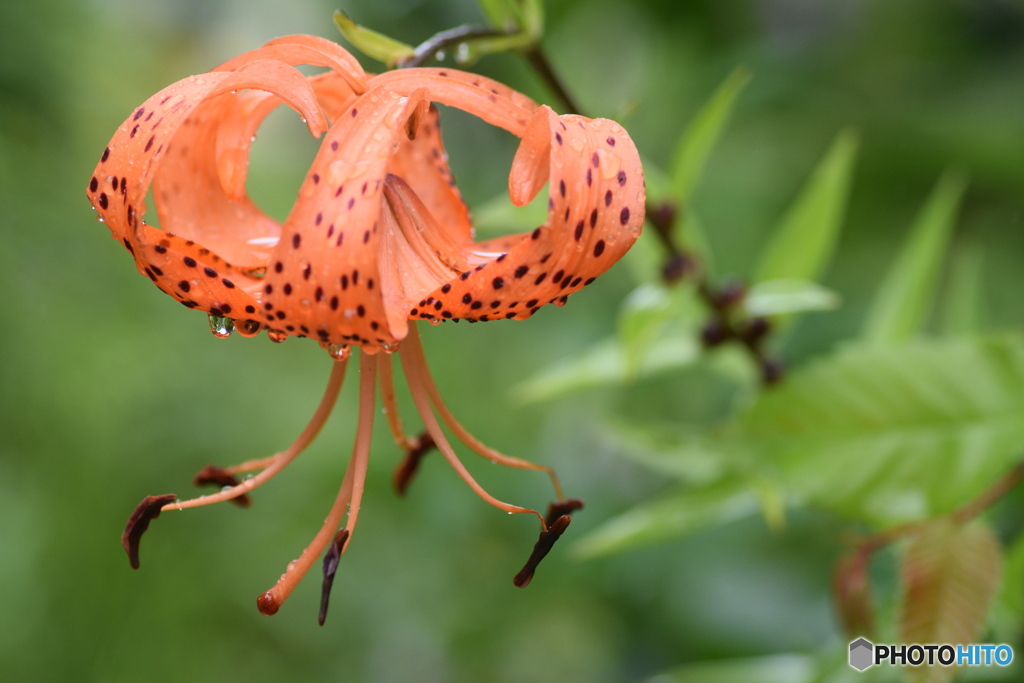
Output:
899,519,1002,683
669,66,751,204
471,191,548,236
601,418,727,481
653,654,817,683
738,334,1024,523
754,129,859,284
617,284,702,376
863,170,968,345
999,532,1024,618
476,0,542,37
743,278,841,317
511,331,700,404
573,478,758,558
941,244,986,336
333,11,416,67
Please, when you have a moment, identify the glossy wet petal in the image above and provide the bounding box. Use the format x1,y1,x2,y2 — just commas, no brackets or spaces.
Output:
422,107,645,322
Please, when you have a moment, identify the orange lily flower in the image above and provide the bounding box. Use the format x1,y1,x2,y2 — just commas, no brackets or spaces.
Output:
88,35,644,622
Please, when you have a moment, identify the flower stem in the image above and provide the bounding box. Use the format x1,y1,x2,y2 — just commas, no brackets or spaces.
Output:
523,47,582,116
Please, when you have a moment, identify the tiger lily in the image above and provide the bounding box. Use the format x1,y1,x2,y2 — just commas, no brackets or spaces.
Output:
87,34,644,622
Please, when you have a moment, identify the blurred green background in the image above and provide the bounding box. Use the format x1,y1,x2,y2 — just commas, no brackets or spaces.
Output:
2,0,1023,680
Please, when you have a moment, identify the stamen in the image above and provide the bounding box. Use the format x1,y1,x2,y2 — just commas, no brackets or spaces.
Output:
192,464,251,507
513,514,572,588
399,324,544,524
379,353,418,451
121,493,178,569
403,324,566,501
392,431,436,496
319,528,350,626
161,357,348,512
257,353,378,616
545,498,584,527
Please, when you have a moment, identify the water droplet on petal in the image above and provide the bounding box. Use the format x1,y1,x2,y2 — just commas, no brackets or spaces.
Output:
327,344,350,361
267,330,288,343
234,319,261,337
208,314,234,338
429,319,442,326
380,342,400,354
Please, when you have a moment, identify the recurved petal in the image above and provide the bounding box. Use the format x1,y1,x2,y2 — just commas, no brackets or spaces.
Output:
418,106,645,323
259,86,438,349
385,103,474,248
214,34,367,93
215,72,359,202
368,68,536,136
87,59,327,317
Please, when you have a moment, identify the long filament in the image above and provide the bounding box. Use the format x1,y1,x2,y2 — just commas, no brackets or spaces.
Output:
258,352,378,614
162,357,349,512
402,324,565,500
399,325,544,526
378,353,419,451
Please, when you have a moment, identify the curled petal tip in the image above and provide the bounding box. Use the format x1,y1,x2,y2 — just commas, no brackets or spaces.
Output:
121,493,178,570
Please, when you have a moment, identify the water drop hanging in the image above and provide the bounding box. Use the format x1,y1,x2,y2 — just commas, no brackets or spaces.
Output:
207,314,235,338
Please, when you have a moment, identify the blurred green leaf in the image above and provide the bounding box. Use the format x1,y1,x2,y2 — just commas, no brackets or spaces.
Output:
899,519,1002,683
333,10,416,67
740,334,1024,523
601,418,726,481
941,244,986,336
863,170,968,345
452,32,535,65
617,284,702,376
743,279,841,317
475,0,543,50
472,190,548,236
669,66,751,204
573,477,758,558
476,0,522,30
754,129,859,284
999,532,1024,618
652,654,817,683
511,330,700,403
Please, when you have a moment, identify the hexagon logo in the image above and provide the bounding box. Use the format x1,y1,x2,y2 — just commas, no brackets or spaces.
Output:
849,638,874,671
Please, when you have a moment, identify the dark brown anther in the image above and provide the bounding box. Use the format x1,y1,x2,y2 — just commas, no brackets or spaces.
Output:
513,514,572,588
392,431,436,496
192,464,251,507
121,493,178,569
545,498,584,528
319,529,350,626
